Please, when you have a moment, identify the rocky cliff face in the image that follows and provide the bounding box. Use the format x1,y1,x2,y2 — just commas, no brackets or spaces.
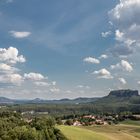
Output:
109,89,139,97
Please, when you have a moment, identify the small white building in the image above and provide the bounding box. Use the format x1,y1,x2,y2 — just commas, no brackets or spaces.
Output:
73,121,82,126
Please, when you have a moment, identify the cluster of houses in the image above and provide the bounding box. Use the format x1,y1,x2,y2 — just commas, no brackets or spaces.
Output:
11,110,140,126
65,115,116,126
65,114,140,126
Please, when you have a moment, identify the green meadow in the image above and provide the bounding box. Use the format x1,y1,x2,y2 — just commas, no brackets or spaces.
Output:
120,120,140,126
57,122,140,140
57,125,108,140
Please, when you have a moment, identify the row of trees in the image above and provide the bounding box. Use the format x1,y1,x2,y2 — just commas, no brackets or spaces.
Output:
0,111,67,140
9,102,140,116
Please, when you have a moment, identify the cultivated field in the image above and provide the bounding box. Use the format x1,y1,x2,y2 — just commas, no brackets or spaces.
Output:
57,125,108,140
57,121,140,140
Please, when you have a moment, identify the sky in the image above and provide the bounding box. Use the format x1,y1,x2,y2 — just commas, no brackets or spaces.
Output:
0,0,140,99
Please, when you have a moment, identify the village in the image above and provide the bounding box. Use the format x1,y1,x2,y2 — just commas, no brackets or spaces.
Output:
63,115,117,126
61,114,140,126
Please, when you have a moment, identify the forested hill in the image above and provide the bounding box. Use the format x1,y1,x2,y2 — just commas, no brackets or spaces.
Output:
108,89,139,97
92,89,140,113
94,89,140,104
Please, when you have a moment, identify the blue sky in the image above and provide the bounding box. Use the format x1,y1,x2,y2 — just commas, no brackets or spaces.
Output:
0,0,140,99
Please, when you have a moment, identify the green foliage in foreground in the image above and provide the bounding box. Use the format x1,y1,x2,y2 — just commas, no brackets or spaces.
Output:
0,111,67,140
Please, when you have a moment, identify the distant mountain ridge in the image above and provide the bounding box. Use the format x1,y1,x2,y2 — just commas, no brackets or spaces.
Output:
0,97,14,104
0,89,140,105
0,97,99,104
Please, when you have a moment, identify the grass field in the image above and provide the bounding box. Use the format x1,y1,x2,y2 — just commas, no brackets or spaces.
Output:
57,123,140,140
121,120,140,126
57,125,109,140
84,124,140,140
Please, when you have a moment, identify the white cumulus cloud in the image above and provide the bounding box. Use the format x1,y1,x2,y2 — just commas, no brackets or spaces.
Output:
0,47,25,86
109,0,140,23
0,47,26,64
137,81,140,85
0,73,23,85
50,88,60,93
101,31,112,38
111,60,133,72
109,0,140,57
0,63,18,73
24,72,46,81
118,78,127,85
92,68,113,79
52,81,56,86
99,54,108,59
83,57,100,64
9,31,31,38
115,30,124,42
